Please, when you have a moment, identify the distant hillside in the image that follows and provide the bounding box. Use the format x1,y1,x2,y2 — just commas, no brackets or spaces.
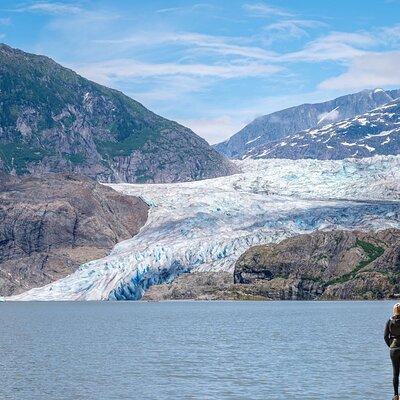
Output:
248,97,400,159
214,88,400,159
0,44,236,183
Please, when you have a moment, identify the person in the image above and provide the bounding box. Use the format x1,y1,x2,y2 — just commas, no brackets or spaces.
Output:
385,303,400,400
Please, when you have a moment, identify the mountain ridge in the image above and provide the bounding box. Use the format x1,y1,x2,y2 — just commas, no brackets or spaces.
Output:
0,43,236,182
247,97,400,160
214,88,400,159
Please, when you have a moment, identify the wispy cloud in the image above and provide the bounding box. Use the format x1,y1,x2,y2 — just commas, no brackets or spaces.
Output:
263,19,326,40
379,23,400,44
281,31,375,62
96,32,277,60
243,2,293,17
10,0,400,144
131,75,208,102
319,51,400,90
0,17,11,25
156,7,184,14
15,2,82,14
156,3,215,14
74,58,282,85
180,115,245,144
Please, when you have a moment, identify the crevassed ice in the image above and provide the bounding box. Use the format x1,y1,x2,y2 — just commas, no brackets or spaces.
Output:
8,156,400,301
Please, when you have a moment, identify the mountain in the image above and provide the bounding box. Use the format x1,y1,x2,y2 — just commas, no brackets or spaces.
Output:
0,44,236,183
234,229,400,300
214,88,400,159
0,173,148,296
248,97,400,159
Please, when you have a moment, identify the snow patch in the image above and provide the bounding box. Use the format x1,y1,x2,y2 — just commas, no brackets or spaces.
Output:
245,136,261,145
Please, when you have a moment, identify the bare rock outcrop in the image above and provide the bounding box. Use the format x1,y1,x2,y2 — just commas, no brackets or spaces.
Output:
0,173,148,295
234,229,400,300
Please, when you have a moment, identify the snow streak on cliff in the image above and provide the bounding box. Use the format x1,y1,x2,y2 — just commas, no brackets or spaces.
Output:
9,156,400,300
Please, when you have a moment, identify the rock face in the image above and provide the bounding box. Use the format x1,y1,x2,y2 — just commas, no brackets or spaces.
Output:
0,43,236,183
142,272,235,301
234,229,400,300
0,173,148,296
214,88,400,159
142,272,290,301
248,98,400,160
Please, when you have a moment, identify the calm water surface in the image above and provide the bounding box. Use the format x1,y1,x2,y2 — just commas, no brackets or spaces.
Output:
0,301,393,399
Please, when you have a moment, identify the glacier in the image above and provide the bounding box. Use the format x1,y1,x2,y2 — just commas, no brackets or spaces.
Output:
7,156,400,301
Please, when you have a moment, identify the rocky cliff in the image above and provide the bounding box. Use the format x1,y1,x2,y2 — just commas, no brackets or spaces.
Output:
0,173,148,296
0,43,236,183
234,229,400,300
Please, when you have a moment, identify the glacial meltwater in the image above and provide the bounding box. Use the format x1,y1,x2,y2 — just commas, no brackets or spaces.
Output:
0,301,394,399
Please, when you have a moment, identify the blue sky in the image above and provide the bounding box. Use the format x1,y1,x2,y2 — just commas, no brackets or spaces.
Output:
1,1,400,143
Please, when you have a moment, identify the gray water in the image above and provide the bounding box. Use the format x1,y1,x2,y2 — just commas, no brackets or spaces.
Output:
0,301,393,399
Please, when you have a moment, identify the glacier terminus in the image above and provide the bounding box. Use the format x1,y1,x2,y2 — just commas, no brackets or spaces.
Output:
7,156,400,301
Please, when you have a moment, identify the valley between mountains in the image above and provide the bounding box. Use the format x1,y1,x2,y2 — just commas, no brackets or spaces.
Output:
1,44,400,301
7,156,400,301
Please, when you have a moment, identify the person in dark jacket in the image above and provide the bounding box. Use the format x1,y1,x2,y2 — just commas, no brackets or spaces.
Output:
385,303,400,400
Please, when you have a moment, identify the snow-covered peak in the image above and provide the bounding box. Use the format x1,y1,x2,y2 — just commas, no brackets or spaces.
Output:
246,97,400,160
214,88,400,159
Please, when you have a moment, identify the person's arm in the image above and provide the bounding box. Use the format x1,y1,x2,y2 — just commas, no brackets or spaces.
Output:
385,320,391,347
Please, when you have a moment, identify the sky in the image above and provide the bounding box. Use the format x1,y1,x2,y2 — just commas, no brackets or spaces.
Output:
1,0,400,144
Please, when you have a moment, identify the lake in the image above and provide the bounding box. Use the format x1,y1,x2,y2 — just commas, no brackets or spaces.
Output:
0,301,393,399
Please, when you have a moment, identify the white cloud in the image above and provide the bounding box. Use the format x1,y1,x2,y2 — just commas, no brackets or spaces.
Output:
317,109,340,124
180,116,245,144
156,7,184,14
379,24,400,44
96,32,277,61
16,2,82,14
322,31,376,47
263,19,326,39
243,2,293,17
281,31,375,62
157,4,215,14
131,75,209,102
73,58,282,85
319,51,400,90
